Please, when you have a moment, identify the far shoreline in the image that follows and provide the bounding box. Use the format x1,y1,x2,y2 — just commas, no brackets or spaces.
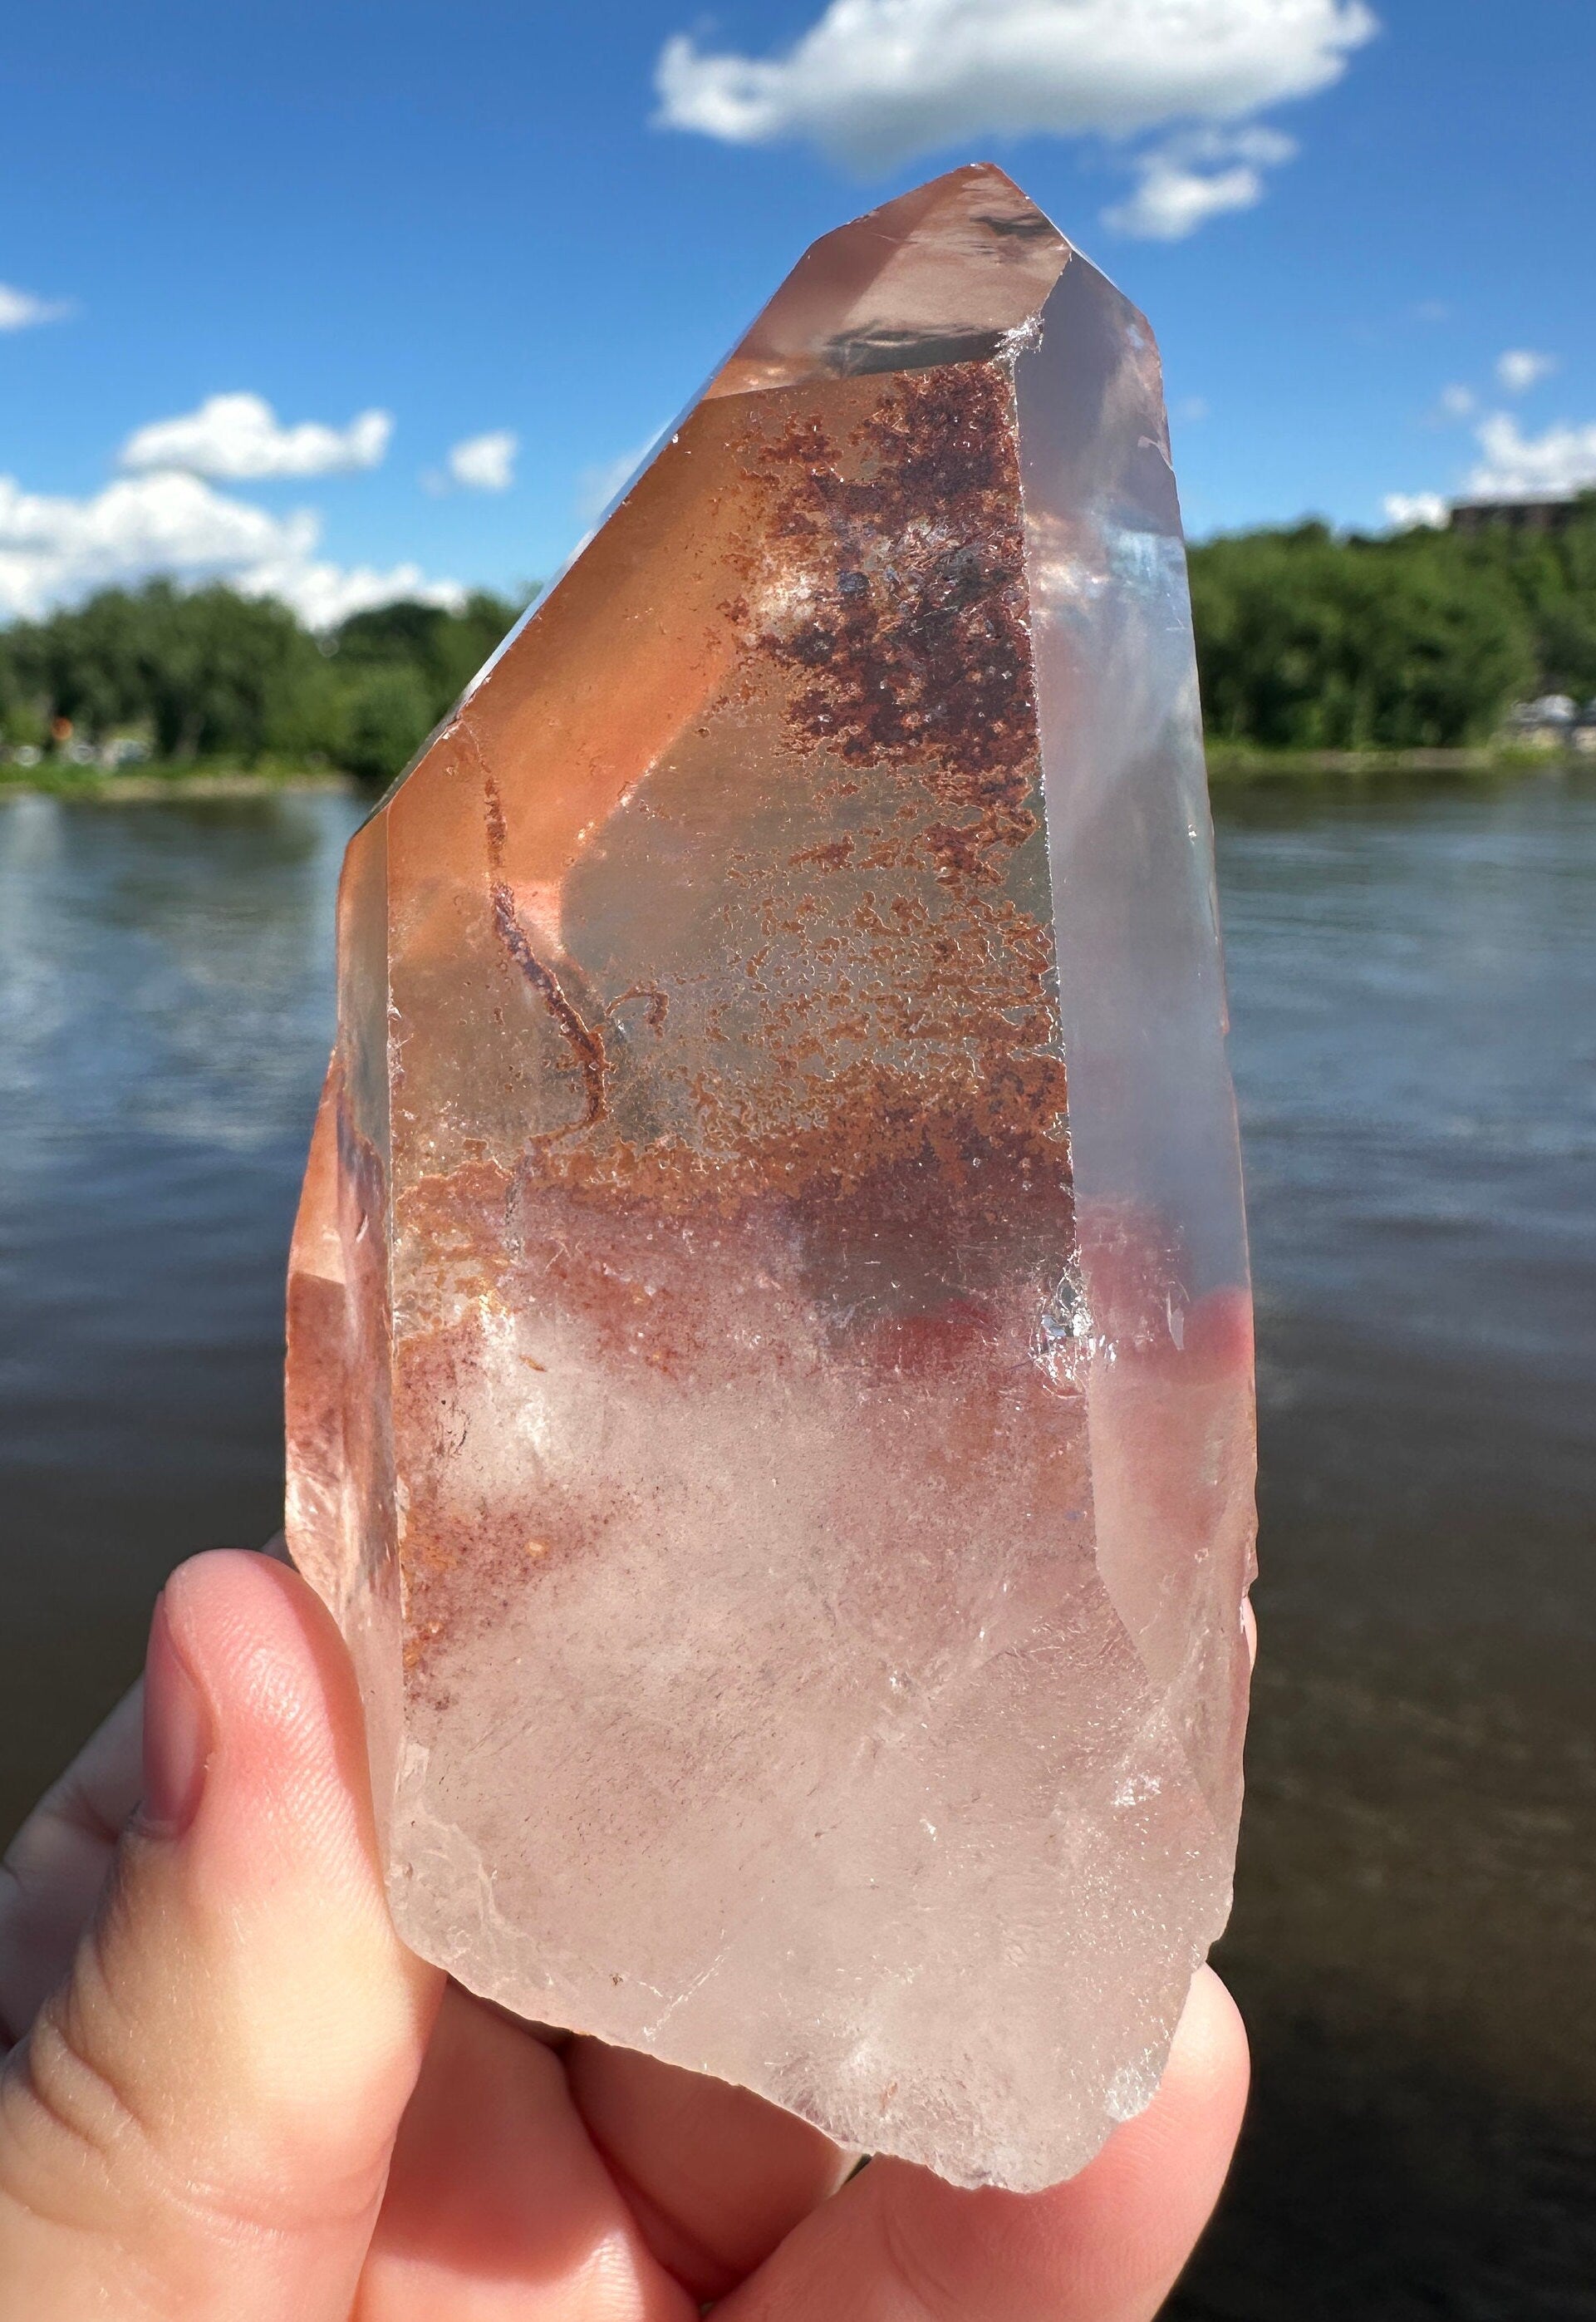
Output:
0,746,1587,804
0,766,361,803
1204,744,1584,785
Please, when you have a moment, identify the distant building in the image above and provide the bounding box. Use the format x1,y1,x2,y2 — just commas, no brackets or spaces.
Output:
1504,694,1596,750
1449,495,1590,538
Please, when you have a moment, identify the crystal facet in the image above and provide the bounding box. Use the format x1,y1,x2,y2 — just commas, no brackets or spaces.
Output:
286,165,1256,2193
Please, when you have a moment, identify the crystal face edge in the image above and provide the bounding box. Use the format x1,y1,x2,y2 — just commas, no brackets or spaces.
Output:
1015,253,1256,1846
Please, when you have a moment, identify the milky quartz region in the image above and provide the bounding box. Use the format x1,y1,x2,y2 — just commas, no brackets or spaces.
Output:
286,165,1256,2192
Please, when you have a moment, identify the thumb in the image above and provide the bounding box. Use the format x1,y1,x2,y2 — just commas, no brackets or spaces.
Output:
0,1551,441,2321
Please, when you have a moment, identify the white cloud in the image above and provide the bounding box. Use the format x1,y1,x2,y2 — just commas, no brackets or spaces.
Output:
1106,159,1259,238
252,553,459,631
1103,124,1294,238
656,0,1376,170
1466,412,1596,501
0,467,459,627
577,432,666,523
1495,349,1556,396
0,283,71,331
1439,384,1476,420
1383,491,1448,531
120,392,393,481
447,430,518,491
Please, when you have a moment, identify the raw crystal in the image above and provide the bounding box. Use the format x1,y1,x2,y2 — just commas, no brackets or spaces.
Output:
286,164,1256,2192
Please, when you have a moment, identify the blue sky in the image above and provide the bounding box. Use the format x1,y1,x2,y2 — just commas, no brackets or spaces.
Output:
1,0,1593,622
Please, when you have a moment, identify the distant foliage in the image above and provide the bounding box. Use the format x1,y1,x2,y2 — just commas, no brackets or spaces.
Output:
1188,501,1596,748
322,594,523,780
4,504,1596,769
330,594,518,716
0,581,528,777
337,664,438,785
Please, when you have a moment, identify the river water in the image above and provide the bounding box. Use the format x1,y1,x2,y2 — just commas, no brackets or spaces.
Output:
1,775,1592,2317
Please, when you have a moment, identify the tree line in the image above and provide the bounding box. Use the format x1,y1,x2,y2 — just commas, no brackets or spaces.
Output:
2,496,1595,777
1189,496,1596,750
0,584,525,780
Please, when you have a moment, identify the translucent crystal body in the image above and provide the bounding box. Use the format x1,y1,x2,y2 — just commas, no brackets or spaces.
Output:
286,165,1256,2192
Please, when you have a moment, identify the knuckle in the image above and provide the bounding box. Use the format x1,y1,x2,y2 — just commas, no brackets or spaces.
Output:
1,1928,384,2263
1,2008,264,2319
0,1918,164,2222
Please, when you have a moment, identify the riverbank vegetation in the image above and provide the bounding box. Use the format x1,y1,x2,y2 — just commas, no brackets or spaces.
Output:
2,495,1595,789
0,583,524,785
1188,496,1596,750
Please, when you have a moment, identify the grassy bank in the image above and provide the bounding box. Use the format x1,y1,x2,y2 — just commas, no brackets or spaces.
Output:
4,746,1581,804
1204,742,1576,785
0,760,360,802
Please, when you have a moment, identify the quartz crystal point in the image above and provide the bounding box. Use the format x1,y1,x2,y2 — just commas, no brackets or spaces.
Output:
286,164,1256,2193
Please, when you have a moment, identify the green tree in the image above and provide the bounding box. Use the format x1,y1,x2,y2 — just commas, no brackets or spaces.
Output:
0,579,528,773
329,591,523,726
1447,492,1596,696
6,581,334,759
336,664,436,783
141,586,331,760
20,509,1595,773
1189,523,1536,747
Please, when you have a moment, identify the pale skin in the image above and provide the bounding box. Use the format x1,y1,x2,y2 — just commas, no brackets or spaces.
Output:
0,1550,1251,2320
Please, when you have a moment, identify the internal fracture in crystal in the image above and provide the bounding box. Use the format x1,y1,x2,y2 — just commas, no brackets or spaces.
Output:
286,164,1257,2193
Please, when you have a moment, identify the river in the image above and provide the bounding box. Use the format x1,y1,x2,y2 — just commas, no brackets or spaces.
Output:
1,775,1592,2316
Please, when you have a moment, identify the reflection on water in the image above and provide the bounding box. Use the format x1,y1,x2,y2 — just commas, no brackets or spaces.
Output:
1178,773,1596,2319
2,775,1593,2315
0,791,361,1792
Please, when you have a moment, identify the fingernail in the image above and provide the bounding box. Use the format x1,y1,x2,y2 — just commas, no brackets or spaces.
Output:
140,1590,211,1837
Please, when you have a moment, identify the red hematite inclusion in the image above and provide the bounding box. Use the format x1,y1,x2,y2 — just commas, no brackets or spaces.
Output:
285,163,1257,2192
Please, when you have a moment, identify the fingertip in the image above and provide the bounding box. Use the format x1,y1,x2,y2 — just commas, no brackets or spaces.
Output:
1024,1965,1249,2313
138,1591,209,1839
149,1551,428,2035
1171,1965,1250,2122
1059,1965,1250,2213
158,1551,373,1848
160,1547,347,1724
139,1554,440,2178
847,1970,1249,2322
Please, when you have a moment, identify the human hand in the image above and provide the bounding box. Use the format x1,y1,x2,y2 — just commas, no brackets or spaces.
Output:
0,1549,1248,2319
